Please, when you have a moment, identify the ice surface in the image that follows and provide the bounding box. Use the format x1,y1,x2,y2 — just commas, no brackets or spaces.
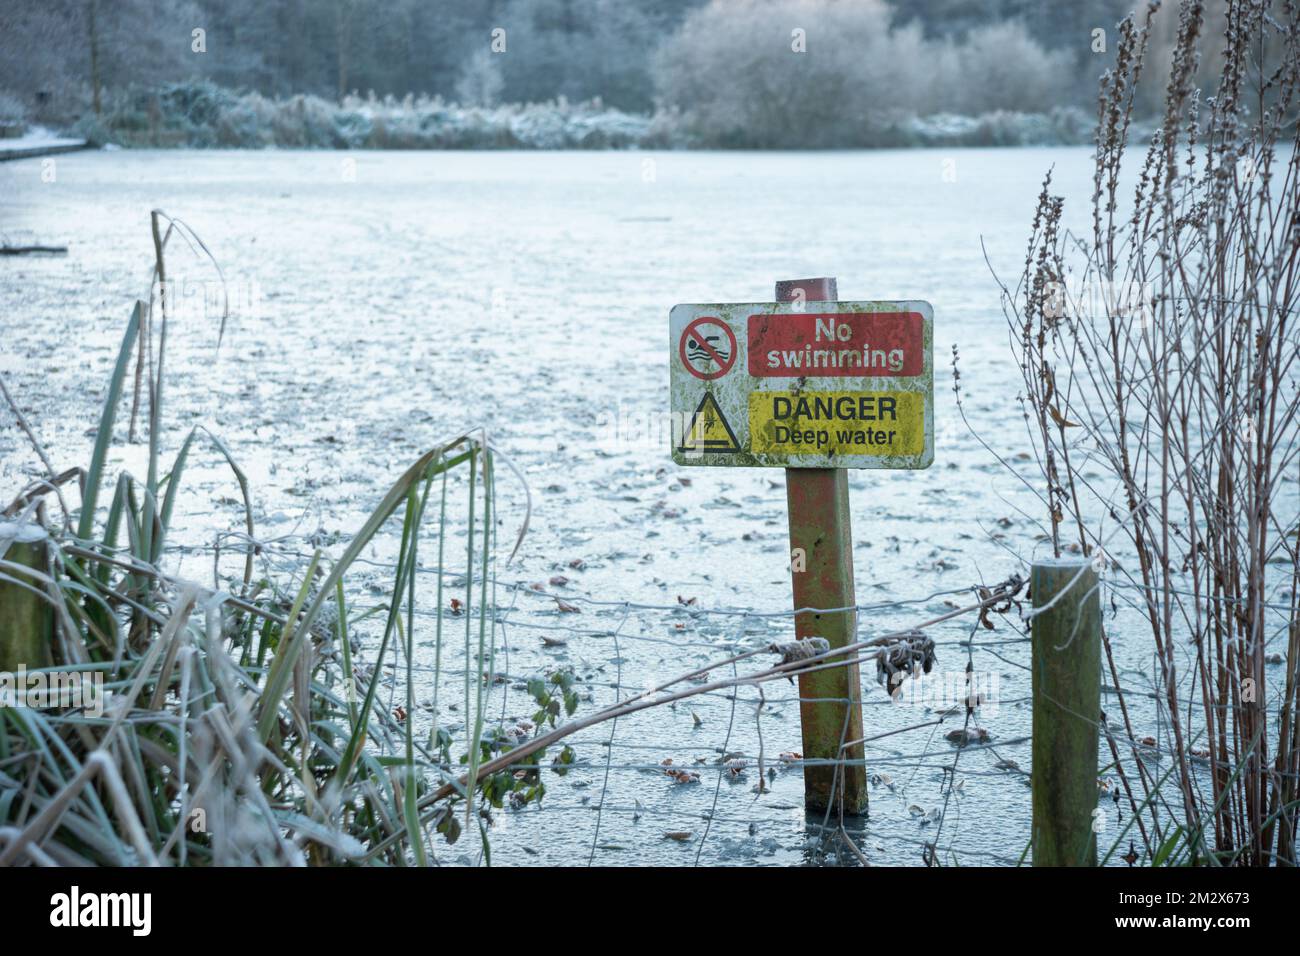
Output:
0,147,1175,866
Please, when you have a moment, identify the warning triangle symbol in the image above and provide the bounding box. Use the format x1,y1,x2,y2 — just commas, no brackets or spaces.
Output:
679,393,741,454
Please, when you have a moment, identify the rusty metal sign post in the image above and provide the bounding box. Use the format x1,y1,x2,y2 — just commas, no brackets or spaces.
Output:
669,279,933,815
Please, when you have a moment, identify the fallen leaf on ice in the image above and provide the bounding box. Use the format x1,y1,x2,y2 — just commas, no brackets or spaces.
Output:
945,727,991,746
661,759,700,784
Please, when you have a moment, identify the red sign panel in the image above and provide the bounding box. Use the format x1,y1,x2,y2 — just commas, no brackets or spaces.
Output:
747,312,924,377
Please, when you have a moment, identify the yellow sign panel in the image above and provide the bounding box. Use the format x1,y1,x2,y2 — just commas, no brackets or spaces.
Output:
748,390,925,457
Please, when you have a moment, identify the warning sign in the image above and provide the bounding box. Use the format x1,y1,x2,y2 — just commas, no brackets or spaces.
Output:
670,301,933,469
678,393,741,454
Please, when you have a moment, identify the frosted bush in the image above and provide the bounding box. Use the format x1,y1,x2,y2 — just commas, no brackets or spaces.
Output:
653,0,1081,147
0,90,27,125
653,0,904,147
943,22,1074,115
215,91,275,147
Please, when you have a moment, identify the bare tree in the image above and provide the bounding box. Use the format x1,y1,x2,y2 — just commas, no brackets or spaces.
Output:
87,0,101,115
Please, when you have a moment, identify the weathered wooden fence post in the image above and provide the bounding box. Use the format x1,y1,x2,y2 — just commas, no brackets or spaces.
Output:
0,522,54,673
777,277,868,815
1031,557,1101,866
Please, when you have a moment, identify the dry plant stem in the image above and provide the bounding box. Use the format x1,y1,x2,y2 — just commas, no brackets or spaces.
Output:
0,371,56,480
999,0,1300,864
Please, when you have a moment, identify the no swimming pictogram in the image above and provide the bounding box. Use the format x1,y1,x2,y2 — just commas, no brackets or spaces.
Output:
679,317,737,380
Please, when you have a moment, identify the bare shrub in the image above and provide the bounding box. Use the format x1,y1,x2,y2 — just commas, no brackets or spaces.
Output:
654,0,1092,147
652,0,919,148
940,21,1075,115
996,0,1300,865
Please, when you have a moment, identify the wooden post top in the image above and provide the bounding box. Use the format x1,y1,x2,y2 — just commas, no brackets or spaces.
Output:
775,277,838,302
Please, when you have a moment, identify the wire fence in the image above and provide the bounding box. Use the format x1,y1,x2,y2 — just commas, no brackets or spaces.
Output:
142,528,1056,866
13,506,1292,867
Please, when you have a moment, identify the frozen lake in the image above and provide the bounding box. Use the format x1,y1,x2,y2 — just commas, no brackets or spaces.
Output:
0,147,1170,865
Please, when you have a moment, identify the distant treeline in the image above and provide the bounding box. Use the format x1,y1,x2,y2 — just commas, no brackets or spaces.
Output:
0,0,1245,148
58,80,1104,150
